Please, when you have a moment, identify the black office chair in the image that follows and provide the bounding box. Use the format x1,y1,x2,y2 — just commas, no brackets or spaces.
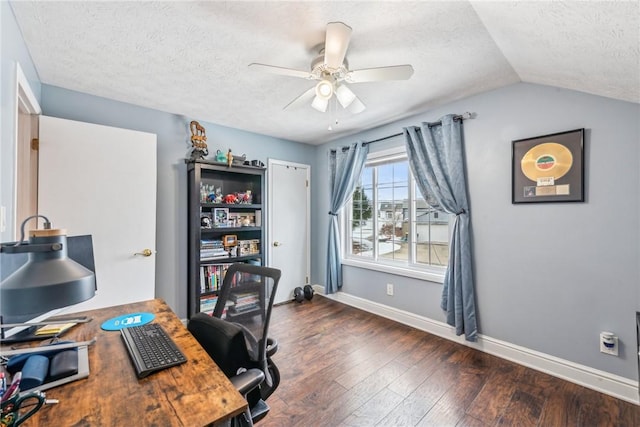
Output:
188,263,281,426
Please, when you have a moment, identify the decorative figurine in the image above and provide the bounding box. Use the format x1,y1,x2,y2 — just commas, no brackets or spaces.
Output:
223,194,238,204
227,149,233,167
205,186,224,203
243,190,252,204
188,120,208,160
215,150,227,163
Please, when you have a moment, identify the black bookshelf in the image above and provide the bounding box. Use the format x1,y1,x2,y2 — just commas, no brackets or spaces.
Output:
186,160,265,318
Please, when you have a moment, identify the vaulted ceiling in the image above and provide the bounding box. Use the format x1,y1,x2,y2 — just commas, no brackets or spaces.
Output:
10,1,640,145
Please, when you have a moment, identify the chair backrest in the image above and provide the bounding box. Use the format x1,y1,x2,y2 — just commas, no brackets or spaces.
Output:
212,263,281,364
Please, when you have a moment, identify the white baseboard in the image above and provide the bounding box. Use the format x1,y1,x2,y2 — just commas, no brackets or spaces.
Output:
312,285,639,405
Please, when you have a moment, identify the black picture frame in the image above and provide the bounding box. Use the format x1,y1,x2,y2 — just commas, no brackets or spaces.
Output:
512,128,585,204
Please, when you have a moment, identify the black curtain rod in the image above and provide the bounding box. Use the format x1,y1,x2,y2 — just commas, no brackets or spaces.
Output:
331,112,472,153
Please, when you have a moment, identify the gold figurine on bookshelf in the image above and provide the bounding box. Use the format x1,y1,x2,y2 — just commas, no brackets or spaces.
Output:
188,121,208,160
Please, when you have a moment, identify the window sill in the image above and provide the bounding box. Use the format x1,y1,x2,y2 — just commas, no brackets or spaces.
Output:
341,258,445,284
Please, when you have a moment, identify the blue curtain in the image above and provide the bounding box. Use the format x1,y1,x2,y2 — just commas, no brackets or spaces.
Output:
403,115,477,341
326,142,369,294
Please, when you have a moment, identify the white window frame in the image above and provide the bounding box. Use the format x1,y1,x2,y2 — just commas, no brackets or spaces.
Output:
341,146,448,283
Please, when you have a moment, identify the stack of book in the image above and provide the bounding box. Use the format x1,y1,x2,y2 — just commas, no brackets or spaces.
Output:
227,292,260,317
199,295,218,315
201,296,235,317
200,239,229,261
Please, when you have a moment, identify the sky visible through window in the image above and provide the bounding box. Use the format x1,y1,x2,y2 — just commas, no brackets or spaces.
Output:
362,161,410,202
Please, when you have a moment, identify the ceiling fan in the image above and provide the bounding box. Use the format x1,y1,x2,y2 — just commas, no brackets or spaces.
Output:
249,22,414,114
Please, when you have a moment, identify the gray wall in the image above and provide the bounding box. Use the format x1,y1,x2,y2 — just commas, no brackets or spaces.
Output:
38,85,316,319
313,82,640,380
1,1,42,243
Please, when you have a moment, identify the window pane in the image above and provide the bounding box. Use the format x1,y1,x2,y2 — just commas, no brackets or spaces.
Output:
377,162,408,262
350,167,373,258
414,186,450,267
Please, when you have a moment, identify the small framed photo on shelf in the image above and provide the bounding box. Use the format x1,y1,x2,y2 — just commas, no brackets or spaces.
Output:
213,208,229,226
223,234,237,248
512,128,585,204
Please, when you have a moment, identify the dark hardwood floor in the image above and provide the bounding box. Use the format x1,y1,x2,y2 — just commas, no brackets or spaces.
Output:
262,295,639,427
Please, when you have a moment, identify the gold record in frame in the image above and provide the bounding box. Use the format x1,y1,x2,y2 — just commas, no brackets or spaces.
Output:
520,142,573,181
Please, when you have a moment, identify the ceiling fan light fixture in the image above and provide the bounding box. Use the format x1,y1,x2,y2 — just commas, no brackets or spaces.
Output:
311,95,329,112
335,84,356,108
315,79,334,100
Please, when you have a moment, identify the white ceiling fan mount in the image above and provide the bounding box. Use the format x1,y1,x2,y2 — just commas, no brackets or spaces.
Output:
309,49,349,79
249,22,414,114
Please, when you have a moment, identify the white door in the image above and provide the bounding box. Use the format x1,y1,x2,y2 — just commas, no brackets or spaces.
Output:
14,64,41,240
38,116,157,312
268,160,310,304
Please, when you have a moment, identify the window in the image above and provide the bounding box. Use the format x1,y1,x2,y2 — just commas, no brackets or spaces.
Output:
344,148,453,282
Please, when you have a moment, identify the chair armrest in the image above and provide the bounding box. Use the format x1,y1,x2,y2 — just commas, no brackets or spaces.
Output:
230,368,265,395
266,337,278,358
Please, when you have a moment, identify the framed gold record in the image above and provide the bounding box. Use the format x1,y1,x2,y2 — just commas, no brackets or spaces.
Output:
520,142,573,181
512,129,584,204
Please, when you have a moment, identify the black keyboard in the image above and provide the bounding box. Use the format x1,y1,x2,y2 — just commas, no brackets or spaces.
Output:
121,323,187,378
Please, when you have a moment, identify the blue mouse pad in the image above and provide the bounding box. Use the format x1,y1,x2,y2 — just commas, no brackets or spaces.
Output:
101,312,155,331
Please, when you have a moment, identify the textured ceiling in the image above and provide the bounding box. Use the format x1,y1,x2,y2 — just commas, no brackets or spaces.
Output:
9,1,640,145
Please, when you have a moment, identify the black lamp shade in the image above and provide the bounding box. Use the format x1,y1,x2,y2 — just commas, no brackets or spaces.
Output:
1,233,95,317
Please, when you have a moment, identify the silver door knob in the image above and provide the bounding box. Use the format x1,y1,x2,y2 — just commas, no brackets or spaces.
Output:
273,241,283,247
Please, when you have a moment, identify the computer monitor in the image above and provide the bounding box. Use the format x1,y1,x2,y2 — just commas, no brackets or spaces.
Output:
0,235,97,335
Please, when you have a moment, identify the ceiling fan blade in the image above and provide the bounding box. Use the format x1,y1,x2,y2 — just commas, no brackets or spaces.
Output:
311,95,329,112
283,87,316,110
324,22,352,70
347,96,366,114
347,65,414,83
249,63,313,80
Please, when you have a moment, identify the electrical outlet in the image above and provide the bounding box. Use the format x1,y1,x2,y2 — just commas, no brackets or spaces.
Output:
600,332,619,356
386,283,394,296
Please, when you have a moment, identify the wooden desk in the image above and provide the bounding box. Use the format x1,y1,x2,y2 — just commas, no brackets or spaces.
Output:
9,299,247,426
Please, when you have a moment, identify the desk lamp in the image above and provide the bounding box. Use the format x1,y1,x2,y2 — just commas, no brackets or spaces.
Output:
0,215,95,322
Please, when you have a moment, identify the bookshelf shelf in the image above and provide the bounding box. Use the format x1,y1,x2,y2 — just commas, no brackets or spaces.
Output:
201,254,264,265
201,226,262,234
